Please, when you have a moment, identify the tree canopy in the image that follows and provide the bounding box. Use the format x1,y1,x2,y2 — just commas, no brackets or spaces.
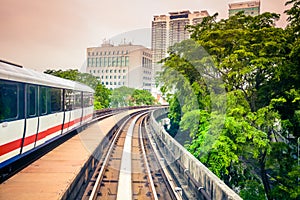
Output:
158,2,300,199
109,86,155,108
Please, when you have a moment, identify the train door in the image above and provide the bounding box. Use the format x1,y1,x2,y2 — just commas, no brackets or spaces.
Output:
70,91,83,128
82,92,94,124
35,87,64,146
35,86,51,146
62,89,73,134
0,81,25,165
20,84,39,154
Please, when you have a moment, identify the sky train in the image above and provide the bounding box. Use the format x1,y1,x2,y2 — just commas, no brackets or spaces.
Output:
0,60,94,168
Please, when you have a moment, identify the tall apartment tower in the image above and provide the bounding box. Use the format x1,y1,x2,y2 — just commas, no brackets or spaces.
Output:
86,41,152,91
151,10,209,95
228,0,260,17
151,10,209,65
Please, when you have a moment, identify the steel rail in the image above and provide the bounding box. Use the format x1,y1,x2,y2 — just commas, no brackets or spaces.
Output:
143,117,182,200
88,115,132,200
139,115,159,200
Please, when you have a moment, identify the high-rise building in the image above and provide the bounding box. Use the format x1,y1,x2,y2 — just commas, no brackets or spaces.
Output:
151,10,209,94
228,0,260,17
151,10,209,65
86,41,152,91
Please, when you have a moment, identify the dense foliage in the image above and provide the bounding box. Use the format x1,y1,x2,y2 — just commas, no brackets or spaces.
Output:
44,69,111,109
110,86,155,107
158,1,300,199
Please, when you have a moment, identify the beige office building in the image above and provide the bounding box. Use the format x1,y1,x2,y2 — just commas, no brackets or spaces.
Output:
86,42,152,91
229,0,260,17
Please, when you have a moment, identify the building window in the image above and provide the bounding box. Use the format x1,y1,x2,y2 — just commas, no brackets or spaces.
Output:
121,56,125,66
117,57,121,66
112,57,116,66
104,57,107,66
108,57,111,66
125,56,129,66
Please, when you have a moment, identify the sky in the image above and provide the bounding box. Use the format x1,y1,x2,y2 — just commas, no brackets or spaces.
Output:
0,0,288,72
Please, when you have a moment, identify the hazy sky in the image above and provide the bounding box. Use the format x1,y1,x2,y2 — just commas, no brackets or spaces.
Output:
0,0,287,72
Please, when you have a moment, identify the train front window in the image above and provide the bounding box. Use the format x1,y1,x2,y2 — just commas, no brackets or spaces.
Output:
27,85,37,117
0,81,18,121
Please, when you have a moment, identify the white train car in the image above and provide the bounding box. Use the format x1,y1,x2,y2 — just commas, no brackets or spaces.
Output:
0,60,94,168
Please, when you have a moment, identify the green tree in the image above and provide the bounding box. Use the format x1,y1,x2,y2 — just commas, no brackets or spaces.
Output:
109,86,135,107
158,9,300,199
131,89,155,106
109,87,155,108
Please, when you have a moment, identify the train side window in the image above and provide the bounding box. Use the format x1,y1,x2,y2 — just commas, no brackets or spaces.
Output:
27,85,37,117
50,88,62,112
0,81,19,121
83,92,94,107
39,86,48,115
74,91,82,109
65,90,73,111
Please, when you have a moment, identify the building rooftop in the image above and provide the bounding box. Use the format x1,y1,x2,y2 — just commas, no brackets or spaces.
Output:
229,0,260,9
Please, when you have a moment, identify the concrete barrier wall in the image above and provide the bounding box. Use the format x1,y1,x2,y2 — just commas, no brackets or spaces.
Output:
150,109,242,200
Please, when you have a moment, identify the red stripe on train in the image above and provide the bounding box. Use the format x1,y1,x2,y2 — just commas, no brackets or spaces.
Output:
0,139,23,156
0,113,93,157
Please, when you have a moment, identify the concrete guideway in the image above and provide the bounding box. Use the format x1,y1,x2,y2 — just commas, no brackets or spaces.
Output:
116,114,136,200
0,109,146,200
